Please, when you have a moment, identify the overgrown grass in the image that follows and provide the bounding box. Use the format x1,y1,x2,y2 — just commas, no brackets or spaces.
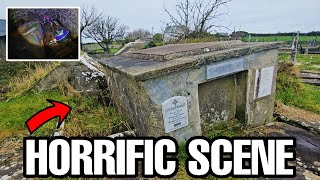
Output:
64,99,127,137
0,59,127,139
6,62,60,98
276,61,320,114
0,61,30,88
0,89,127,139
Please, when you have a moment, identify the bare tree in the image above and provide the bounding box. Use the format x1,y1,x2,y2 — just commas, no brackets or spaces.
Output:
164,0,193,39
80,5,102,49
84,15,127,53
164,0,230,38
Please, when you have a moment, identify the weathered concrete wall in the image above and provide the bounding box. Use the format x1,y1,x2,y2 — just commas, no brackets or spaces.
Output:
103,69,159,136
246,49,279,126
143,68,203,141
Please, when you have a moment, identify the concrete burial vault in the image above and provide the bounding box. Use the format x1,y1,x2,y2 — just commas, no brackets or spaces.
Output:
100,40,284,141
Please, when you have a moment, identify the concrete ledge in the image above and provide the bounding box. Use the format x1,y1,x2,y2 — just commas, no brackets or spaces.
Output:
122,40,244,61
99,41,284,81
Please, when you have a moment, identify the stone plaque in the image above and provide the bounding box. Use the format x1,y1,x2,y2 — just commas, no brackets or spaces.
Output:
162,96,189,133
255,66,275,98
206,58,244,80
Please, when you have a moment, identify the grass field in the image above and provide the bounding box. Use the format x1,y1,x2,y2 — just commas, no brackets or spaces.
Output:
296,54,320,71
279,53,320,71
242,36,318,43
83,42,122,54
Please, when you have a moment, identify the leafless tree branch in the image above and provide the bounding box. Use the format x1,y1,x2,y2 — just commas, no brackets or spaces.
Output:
80,5,102,49
84,15,128,53
164,0,231,39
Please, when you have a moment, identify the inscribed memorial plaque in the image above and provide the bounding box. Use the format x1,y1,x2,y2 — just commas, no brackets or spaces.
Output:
162,96,189,133
255,66,275,98
206,58,244,80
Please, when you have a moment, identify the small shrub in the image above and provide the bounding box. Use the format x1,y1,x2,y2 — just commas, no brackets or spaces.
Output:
143,41,156,49
152,33,163,43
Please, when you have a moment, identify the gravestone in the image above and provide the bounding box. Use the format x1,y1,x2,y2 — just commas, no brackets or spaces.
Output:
99,40,284,142
162,96,188,133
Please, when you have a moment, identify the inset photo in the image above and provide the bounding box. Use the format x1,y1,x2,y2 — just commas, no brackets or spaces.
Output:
6,7,80,61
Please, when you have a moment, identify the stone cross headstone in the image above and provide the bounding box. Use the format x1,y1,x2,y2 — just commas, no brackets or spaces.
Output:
291,32,299,61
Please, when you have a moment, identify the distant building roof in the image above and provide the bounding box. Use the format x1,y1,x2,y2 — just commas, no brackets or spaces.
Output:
164,25,187,34
216,32,229,37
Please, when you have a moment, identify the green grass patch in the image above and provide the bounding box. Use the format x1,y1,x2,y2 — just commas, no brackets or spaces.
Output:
109,48,120,54
83,42,121,54
0,90,73,137
279,53,320,71
277,83,320,114
276,61,320,114
296,54,320,71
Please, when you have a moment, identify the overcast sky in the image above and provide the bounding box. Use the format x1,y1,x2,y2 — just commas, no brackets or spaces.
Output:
1,0,319,34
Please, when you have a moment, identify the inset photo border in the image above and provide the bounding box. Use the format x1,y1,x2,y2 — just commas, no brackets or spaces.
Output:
6,7,80,61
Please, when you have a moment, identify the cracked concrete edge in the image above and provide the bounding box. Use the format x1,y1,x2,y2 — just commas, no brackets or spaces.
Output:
274,113,320,135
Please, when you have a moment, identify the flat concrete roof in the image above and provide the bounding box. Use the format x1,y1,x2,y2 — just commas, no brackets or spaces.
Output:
122,40,243,61
99,41,284,81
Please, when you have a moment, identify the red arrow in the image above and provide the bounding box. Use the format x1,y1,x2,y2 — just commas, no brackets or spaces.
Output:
25,99,72,134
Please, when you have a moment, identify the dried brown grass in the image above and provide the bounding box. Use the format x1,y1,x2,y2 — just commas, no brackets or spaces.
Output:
7,62,60,98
